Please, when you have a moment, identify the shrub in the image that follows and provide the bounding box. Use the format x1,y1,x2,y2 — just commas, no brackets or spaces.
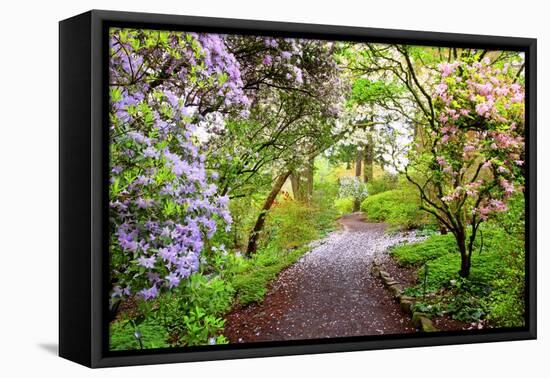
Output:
360,188,434,229
338,176,368,204
312,179,340,234
334,197,354,216
366,173,398,195
221,196,265,252
263,199,319,250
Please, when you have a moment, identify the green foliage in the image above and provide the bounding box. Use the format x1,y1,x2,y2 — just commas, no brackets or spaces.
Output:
334,197,354,216
392,233,457,266
110,273,234,348
482,201,526,327
311,160,340,234
360,187,434,229
230,246,309,306
392,224,525,326
110,319,170,351
224,196,260,250
160,274,234,346
327,144,357,168
414,247,502,292
351,78,404,105
366,174,398,195
412,291,486,322
263,199,319,250
492,194,525,237
483,255,525,328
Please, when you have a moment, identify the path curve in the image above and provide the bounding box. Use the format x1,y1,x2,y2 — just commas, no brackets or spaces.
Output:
224,213,420,343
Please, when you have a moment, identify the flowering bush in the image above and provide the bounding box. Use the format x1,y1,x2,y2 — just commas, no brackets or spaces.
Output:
436,60,525,214
408,56,525,277
338,176,368,204
109,29,248,303
433,58,524,220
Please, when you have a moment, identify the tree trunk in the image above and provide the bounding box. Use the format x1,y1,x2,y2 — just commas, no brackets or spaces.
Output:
290,173,302,201
353,148,362,212
363,136,374,183
355,148,362,177
305,156,314,204
290,170,311,203
455,229,471,277
459,252,472,278
246,170,292,255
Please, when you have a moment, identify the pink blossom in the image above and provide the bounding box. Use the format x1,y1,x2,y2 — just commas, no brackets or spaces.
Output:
463,144,475,153
489,199,508,212
500,178,514,195
435,83,448,95
439,62,457,77
476,83,493,96
511,92,524,103
474,206,491,221
475,102,491,116
495,87,509,96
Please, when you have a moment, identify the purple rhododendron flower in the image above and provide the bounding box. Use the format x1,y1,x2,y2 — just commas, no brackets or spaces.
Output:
137,255,156,268
281,51,291,60
109,29,248,301
165,272,181,288
139,285,158,300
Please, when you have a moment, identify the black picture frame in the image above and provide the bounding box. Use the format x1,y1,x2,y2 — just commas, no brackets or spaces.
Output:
59,9,537,368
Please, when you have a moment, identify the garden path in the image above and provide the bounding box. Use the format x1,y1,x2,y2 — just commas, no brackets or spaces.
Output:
224,213,419,342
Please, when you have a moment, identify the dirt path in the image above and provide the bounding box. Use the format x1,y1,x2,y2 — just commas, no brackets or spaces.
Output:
224,213,422,343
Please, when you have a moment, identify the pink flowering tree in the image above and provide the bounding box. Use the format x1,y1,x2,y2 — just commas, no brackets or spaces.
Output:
406,57,525,277
108,28,249,306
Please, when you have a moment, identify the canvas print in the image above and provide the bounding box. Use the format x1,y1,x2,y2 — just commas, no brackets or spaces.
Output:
108,27,526,351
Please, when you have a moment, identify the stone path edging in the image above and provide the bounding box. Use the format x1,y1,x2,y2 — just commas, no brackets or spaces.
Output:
371,259,439,333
